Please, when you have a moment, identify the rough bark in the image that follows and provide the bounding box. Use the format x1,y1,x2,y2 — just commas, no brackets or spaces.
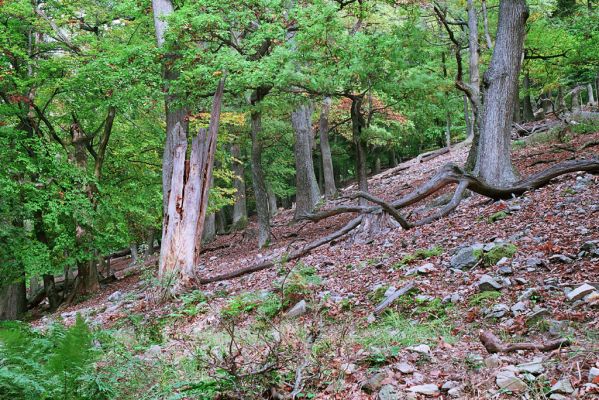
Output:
158,78,225,291
43,274,60,311
250,110,271,248
475,0,528,186
203,213,216,243
145,228,155,258
267,185,278,217
231,143,248,230
588,83,596,106
216,210,227,235
480,331,570,354
292,104,320,219
523,73,535,121
350,96,369,202
319,97,337,198
0,280,27,321
464,0,483,170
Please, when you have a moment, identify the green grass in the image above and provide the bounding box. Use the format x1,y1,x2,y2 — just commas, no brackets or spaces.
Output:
468,291,502,306
393,246,443,269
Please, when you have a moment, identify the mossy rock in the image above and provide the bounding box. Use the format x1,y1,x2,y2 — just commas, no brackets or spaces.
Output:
483,243,517,266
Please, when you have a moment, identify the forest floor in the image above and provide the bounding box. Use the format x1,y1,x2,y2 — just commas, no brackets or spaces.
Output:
35,129,599,399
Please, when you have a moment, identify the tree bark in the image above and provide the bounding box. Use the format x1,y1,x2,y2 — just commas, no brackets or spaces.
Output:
292,104,320,219
203,213,216,243
350,96,369,202
319,97,337,198
465,0,483,170
0,280,26,321
231,143,248,230
588,83,596,106
145,228,155,258
523,73,535,121
267,185,278,217
475,0,529,186
43,274,60,311
250,110,271,248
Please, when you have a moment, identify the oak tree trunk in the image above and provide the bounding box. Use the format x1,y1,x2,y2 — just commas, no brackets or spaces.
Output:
0,281,26,321
523,73,535,121
475,0,529,186
465,0,483,170
250,110,271,248
319,97,337,198
231,143,248,230
350,97,369,203
292,104,320,219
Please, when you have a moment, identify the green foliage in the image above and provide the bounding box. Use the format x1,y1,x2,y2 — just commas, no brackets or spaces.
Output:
393,246,443,268
487,210,509,223
0,316,103,400
469,291,502,307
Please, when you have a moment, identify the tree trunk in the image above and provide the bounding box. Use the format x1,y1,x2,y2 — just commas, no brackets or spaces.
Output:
463,94,473,140
350,96,369,202
158,79,225,291
465,0,482,170
250,111,271,248
231,143,248,230
572,86,582,112
129,243,138,265
523,73,535,121
43,274,60,311
202,213,216,243
475,0,529,186
267,184,278,217
319,97,337,198
390,149,398,167
29,276,41,300
292,104,320,219
588,83,596,106
145,228,155,258
0,280,26,321
513,86,522,123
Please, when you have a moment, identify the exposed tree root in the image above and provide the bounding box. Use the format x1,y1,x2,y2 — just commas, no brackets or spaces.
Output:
374,283,417,315
416,147,450,163
479,331,571,354
199,159,599,285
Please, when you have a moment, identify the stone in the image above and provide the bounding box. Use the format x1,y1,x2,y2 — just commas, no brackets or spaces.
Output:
588,367,599,383
496,369,528,392
498,265,513,275
384,286,397,297
417,263,436,274
511,301,527,316
450,246,480,270
517,358,545,375
518,288,538,302
566,283,596,302
550,379,574,394
441,381,460,390
286,300,307,318
362,372,387,393
525,307,550,326
406,344,431,356
447,386,463,398
549,320,569,337
144,344,162,358
477,275,503,292
407,384,439,396
442,293,462,304
377,385,400,400
107,290,124,302
487,303,509,319
549,254,574,264
526,257,545,268
341,363,357,375
549,394,568,400
396,362,415,374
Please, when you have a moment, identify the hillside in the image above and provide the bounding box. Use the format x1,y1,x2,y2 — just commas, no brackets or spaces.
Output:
35,131,599,400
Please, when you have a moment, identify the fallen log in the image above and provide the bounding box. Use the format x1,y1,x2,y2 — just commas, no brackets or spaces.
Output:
374,283,417,315
479,331,571,354
199,216,364,284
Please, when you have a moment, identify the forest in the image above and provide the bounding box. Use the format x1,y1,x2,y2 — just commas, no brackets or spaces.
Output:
0,0,598,398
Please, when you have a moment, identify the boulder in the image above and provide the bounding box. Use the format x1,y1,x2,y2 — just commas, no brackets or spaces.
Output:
566,283,596,302
477,275,503,292
286,300,307,318
517,358,545,375
107,290,124,302
406,344,431,356
407,384,439,397
362,372,387,393
496,369,528,392
550,379,574,394
450,246,480,270
377,385,400,400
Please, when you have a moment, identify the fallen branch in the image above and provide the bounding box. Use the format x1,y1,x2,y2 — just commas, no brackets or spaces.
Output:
374,283,416,315
479,331,571,354
199,216,363,284
416,147,449,163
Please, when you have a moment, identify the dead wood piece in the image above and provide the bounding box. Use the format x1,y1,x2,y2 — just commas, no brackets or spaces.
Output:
374,283,416,315
479,331,571,354
416,147,450,163
199,216,363,284
578,140,599,151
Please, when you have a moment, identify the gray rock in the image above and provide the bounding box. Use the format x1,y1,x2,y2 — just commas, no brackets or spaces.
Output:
447,386,464,398
362,372,387,393
549,394,568,400
107,290,124,302
378,385,400,400
286,300,307,318
487,303,510,319
406,344,431,356
485,354,502,368
511,301,527,316
442,293,462,304
588,367,599,383
441,381,460,390
498,265,513,275
496,369,528,392
144,344,162,358
526,257,545,268
549,320,569,337
566,283,596,301
549,254,574,264
526,307,550,325
477,275,503,292
517,358,545,375
450,247,480,270
384,286,397,297
407,384,439,396
396,361,415,374
416,262,436,274
518,288,538,302
550,379,574,394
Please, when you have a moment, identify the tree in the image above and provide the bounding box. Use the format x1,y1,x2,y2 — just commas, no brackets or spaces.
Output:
292,103,320,218
318,97,337,198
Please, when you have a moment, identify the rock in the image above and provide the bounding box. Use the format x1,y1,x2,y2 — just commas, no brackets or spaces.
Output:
525,307,550,325
498,265,513,275
485,354,502,368
362,372,387,393
417,263,436,274
407,384,439,397
384,286,397,297
107,290,124,302
549,254,573,264
549,394,568,400
550,379,574,394
442,293,462,304
477,275,503,292
396,361,415,374
441,381,460,390
406,344,431,356
487,303,509,319
450,246,480,270
518,288,538,302
511,301,527,316
496,369,528,392
377,385,400,400
580,240,599,257
286,300,307,318
447,386,464,398
566,283,596,301
144,344,162,358
517,358,545,375
588,367,599,383
548,320,569,337
341,363,357,375
526,257,545,268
